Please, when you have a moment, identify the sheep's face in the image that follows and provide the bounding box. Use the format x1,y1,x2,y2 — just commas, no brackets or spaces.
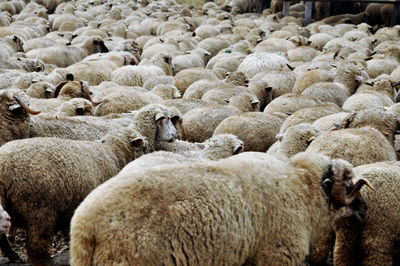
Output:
155,112,177,143
92,38,109,53
0,207,10,234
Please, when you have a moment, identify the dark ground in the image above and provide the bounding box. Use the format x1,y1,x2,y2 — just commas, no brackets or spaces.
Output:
0,231,70,265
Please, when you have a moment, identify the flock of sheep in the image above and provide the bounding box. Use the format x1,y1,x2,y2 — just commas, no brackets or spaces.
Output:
0,0,399,265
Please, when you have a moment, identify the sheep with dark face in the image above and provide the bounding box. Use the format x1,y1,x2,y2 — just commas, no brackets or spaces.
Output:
333,161,400,266
0,89,41,147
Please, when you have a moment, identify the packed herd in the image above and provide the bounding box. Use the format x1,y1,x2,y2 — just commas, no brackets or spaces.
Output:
0,0,399,265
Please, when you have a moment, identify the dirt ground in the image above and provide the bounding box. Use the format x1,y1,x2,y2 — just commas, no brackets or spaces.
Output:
0,231,70,265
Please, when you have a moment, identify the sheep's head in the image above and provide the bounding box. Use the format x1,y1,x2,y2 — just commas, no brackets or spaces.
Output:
0,90,41,145
321,159,373,209
155,111,177,143
0,201,10,234
57,98,94,117
3,90,41,117
87,36,109,53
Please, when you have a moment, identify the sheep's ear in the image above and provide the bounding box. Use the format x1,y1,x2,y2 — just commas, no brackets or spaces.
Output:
339,112,357,129
155,113,166,121
66,73,74,81
130,137,144,147
286,64,295,71
223,99,230,104
233,143,243,155
306,135,316,145
251,99,260,108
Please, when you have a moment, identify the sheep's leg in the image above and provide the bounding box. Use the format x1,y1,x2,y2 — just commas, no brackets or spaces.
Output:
26,222,53,266
0,233,21,262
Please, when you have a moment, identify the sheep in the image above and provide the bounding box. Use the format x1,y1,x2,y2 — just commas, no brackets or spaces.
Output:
336,108,399,146
252,70,297,99
263,93,324,115
69,151,372,265
128,104,178,153
254,38,296,54
25,81,54,99
287,46,320,62
237,52,289,79
111,65,165,87
306,126,397,166
196,36,231,58
0,35,24,59
308,33,335,51
0,89,41,146
292,69,336,95
25,36,109,68
28,81,95,114
171,47,211,75
163,98,208,115
333,161,400,265
152,133,244,163
55,98,94,117
312,112,351,131
294,61,365,95
342,90,395,112
174,67,220,95
0,125,148,265
267,123,322,161
11,67,74,90
150,84,182,100
143,75,174,91
213,111,287,152
182,104,241,142
279,104,342,133
300,82,351,107
93,90,159,117
66,51,138,86
0,58,45,72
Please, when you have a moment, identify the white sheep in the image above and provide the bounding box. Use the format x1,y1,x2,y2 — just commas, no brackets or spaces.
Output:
237,52,289,79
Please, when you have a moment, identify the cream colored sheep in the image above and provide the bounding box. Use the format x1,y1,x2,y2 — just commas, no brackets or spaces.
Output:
312,112,351,131
279,104,342,134
267,123,322,160
0,35,24,59
111,65,165,87
70,151,371,265
55,98,93,117
342,90,394,112
25,81,54,99
182,104,241,142
306,127,397,166
213,111,287,152
25,36,109,68
252,70,297,99
264,93,324,115
0,126,147,265
174,67,220,95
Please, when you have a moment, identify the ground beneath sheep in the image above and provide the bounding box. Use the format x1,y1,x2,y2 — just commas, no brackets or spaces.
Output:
0,231,70,265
